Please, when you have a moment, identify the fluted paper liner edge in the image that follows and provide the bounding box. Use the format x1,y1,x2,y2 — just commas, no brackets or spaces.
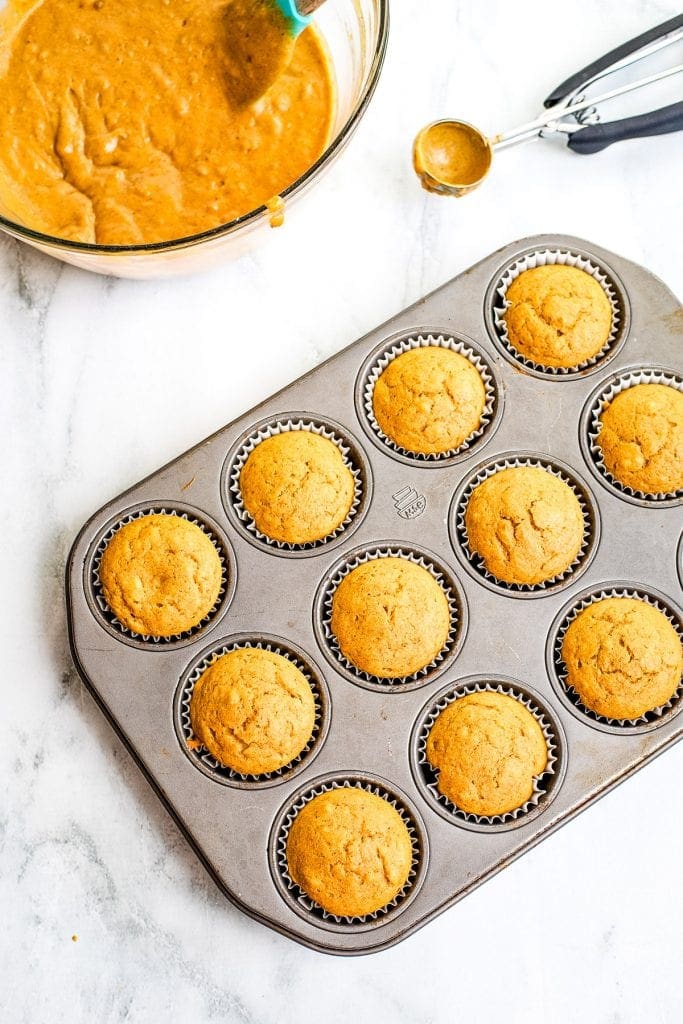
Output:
92,507,228,644
362,333,498,462
416,680,560,826
274,777,422,926
228,418,364,551
552,587,683,728
492,249,622,375
587,369,683,502
319,545,462,687
177,638,325,784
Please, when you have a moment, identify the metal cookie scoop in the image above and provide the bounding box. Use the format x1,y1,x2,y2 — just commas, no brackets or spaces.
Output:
414,14,683,196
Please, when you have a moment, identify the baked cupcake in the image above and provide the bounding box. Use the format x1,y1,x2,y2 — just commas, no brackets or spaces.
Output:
189,648,316,774
504,265,612,368
330,557,451,678
286,787,413,917
425,691,548,816
465,466,585,586
595,383,683,494
239,430,355,544
372,346,487,454
561,597,682,719
99,513,222,636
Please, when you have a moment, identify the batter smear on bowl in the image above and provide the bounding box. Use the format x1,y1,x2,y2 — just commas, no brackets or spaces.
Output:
0,0,334,244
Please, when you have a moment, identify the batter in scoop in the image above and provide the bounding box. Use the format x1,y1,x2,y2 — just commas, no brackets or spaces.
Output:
0,0,334,244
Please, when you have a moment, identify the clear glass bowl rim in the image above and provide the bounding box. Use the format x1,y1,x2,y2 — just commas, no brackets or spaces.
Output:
0,0,389,255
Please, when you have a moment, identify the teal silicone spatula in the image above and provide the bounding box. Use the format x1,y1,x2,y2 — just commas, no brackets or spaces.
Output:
224,0,325,105
275,0,320,32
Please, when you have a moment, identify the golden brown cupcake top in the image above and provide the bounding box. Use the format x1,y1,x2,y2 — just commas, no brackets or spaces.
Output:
426,691,548,817
561,597,682,720
504,265,612,368
330,557,451,678
465,466,585,586
99,513,222,636
286,788,413,917
596,383,683,495
189,648,316,774
372,346,487,455
239,430,355,545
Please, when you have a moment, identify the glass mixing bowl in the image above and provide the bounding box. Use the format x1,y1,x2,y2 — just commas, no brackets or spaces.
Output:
0,0,388,278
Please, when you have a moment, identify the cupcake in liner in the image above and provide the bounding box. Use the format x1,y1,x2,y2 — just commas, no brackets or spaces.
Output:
226,416,367,553
271,776,425,928
413,678,562,830
175,636,329,787
90,505,232,646
584,367,683,504
550,586,683,731
360,332,500,464
316,544,465,690
451,454,598,596
489,249,625,377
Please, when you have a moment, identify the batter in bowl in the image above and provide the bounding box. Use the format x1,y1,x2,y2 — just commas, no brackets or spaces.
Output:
0,0,334,244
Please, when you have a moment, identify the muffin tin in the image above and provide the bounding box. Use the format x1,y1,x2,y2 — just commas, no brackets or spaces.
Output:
66,234,683,955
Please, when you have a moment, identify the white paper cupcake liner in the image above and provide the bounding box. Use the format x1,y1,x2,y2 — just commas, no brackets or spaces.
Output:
91,506,231,645
415,679,561,828
273,777,423,927
227,417,366,552
490,249,624,376
551,586,683,729
586,368,683,503
175,637,328,786
317,545,464,688
361,333,500,463
453,455,597,594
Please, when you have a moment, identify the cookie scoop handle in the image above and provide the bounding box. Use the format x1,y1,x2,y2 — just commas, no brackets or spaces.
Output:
544,14,683,108
567,101,683,154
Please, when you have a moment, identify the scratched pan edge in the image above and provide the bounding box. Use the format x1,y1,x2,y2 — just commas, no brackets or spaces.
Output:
65,234,683,955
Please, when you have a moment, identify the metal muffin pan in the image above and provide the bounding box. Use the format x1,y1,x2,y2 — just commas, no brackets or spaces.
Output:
66,234,683,955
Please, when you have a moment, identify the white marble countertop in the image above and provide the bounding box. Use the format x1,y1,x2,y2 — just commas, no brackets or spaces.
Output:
2,1,682,1020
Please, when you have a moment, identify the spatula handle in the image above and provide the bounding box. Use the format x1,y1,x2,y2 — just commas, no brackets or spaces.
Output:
296,0,326,15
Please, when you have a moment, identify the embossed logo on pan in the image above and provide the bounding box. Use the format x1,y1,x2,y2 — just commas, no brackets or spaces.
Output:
393,485,426,519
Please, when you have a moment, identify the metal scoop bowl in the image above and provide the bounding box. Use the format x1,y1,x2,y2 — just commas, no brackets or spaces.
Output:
414,15,683,197
413,120,493,196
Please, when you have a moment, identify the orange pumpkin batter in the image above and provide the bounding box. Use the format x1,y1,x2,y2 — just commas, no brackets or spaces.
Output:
0,0,334,244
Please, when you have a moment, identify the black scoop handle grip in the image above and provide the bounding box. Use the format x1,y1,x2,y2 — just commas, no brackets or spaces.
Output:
545,14,683,108
567,101,683,154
